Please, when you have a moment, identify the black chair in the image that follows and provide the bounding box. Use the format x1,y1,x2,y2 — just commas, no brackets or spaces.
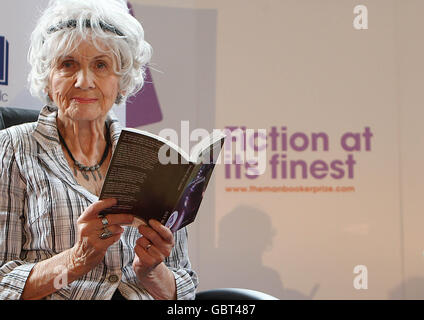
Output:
195,288,279,300
0,107,40,130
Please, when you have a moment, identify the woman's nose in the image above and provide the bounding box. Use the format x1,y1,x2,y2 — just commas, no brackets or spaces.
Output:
75,68,95,89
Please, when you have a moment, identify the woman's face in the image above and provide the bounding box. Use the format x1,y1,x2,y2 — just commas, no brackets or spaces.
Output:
48,39,120,122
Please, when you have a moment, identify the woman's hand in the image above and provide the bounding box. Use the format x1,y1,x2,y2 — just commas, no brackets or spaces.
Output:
133,219,175,278
70,198,134,272
133,219,177,299
21,198,134,300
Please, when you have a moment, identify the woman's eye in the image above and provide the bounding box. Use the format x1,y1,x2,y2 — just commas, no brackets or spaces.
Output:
96,61,107,70
61,60,75,69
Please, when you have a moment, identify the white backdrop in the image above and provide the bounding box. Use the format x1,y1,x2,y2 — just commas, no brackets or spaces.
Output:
2,0,424,299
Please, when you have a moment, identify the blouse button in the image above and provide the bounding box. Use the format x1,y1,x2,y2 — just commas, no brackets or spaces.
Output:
108,274,119,283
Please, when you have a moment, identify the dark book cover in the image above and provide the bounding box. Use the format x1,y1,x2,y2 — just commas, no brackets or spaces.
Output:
99,128,225,231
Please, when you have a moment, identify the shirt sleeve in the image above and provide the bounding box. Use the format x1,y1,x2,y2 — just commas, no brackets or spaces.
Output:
164,227,199,300
0,131,36,300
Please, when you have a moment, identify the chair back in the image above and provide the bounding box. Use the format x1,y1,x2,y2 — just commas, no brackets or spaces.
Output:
0,107,40,130
195,288,279,300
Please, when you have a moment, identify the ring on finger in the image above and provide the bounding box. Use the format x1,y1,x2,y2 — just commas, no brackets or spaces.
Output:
145,243,152,250
100,227,113,240
100,216,109,227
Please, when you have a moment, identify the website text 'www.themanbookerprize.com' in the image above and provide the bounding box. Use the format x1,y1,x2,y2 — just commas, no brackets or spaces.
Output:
225,185,355,193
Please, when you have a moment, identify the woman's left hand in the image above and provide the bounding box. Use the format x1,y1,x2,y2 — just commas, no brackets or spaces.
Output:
133,219,175,279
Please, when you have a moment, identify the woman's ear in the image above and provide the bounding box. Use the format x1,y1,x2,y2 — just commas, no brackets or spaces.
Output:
115,93,124,104
45,87,53,102
115,90,126,104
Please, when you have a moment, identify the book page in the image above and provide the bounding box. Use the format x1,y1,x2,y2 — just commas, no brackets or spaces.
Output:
124,127,191,162
189,130,226,163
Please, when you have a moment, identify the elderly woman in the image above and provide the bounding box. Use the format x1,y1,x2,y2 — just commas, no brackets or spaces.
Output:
0,0,197,300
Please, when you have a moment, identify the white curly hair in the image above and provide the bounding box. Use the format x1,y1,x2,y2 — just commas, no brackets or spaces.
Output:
28,0,152,104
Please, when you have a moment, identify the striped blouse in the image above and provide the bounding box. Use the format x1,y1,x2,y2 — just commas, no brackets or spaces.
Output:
0,105,198,300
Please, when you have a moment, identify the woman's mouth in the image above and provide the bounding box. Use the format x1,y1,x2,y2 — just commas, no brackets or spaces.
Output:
73,97,98,104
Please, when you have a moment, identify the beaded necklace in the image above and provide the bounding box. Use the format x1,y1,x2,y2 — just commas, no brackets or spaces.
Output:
58,124,110,181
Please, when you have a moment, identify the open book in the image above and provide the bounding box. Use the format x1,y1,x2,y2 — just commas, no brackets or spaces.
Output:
99,128,226,232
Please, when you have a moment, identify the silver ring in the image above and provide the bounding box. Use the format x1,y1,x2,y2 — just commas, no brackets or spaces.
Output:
146,244,152,250
100,227,113,240
101,216,109,227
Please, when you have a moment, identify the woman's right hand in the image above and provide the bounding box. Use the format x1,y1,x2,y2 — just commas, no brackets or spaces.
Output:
70,198,134,272
21,198,134,300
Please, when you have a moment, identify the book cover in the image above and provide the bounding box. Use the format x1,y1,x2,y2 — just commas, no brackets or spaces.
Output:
99,128,225,232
